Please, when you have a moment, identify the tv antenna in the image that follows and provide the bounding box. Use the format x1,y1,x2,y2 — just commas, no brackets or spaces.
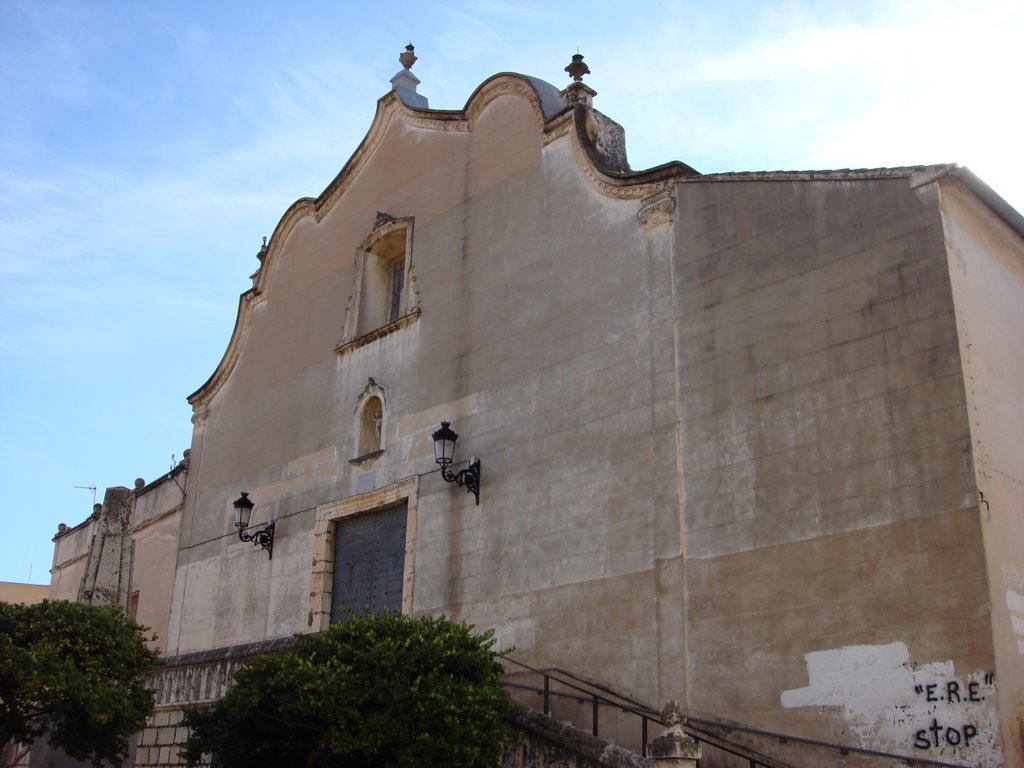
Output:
74,484,98,505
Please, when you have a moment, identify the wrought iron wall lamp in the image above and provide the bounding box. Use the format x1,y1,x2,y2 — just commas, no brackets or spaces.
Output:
431,421,481,505
232,491,275,559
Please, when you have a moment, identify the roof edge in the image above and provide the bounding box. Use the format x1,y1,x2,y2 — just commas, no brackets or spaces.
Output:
685,164,957,183
948,166,1024,241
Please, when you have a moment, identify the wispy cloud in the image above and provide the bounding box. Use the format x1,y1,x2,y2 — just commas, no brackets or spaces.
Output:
568,0,1022,210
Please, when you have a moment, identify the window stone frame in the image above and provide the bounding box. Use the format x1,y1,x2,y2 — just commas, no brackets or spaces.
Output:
337,213,420,355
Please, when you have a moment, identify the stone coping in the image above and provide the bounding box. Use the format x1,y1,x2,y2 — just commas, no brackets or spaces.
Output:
160,635,299,668
505,704,652,768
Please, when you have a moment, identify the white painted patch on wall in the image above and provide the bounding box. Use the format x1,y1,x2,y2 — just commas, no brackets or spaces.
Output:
781,642,927,709
781,641,1002,767
1006,589,1024,654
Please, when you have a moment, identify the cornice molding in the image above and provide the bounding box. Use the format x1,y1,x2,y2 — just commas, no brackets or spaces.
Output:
187,196,314,408
315,95,401,221
565,104,699,201
358,213,414,252
466,75,548,134
638,189,677,230
187,289,258,408
335,310,421,357
400,108,468,133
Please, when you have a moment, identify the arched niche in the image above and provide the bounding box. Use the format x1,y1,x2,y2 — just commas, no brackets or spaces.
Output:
350,377,388,466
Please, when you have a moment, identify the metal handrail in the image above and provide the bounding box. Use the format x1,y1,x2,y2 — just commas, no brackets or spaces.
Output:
499,657,973,768
684,716,971,768
501,656,777,765
500,676,656,757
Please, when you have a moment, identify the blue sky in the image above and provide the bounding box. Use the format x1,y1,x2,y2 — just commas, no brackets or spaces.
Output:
2,0,1022,584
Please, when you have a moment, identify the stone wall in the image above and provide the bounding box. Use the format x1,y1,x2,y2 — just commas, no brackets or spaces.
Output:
134,638,298,768
135,711,186,768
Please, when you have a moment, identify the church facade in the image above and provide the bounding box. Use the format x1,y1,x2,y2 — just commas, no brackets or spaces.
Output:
49,51,1024,768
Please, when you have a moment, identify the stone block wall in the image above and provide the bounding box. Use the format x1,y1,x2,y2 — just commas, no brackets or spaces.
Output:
135,710,187,768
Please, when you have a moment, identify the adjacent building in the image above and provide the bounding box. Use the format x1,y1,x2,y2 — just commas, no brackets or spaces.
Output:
0,582,49,605
49,50,1024,767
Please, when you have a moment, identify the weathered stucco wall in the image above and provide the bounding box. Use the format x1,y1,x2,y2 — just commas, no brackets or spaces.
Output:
49,515,95,601
941,178,1024,767
409,136,679,700
673,175,997,766
132,476,185,653
164,81,678,717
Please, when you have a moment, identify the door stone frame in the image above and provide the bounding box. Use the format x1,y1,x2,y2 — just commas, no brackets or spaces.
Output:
307,476,419,633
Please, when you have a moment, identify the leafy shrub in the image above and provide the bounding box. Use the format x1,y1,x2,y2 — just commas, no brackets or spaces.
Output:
182,613,510,768
0,600,158,767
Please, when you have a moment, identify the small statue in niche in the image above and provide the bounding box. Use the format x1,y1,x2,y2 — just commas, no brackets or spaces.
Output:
371,404,383,443
359,395,384,456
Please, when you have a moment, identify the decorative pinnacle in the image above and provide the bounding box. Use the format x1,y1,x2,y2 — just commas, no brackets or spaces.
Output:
661,701,687,731
565,52,590,82
257,236,268,263
399,43,417,70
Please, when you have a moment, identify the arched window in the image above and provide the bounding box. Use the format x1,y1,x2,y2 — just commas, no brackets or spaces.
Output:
360,228,407,330
339,213,419,354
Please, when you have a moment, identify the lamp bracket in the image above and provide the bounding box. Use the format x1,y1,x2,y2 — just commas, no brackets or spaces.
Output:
239,520,275,559
440,459,481,506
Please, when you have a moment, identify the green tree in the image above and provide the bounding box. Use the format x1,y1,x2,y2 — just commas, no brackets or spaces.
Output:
182,613,510,768
0,600,159,768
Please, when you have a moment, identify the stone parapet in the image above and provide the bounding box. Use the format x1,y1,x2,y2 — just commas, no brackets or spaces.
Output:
149,636,297,708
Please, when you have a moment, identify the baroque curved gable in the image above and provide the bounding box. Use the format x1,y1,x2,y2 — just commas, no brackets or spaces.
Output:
188,71,701,411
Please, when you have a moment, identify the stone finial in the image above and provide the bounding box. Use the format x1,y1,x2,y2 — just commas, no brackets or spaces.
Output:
390,45,428,108
661,700,686,733
649,701,701,766
561,52,596,107
257,236,268,263
565,52,590,82
399,43,417,70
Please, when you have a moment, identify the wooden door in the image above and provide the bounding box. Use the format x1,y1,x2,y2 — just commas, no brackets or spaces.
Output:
331,503,407,620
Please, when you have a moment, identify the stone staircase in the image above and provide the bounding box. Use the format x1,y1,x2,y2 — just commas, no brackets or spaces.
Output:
503,704,654,768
